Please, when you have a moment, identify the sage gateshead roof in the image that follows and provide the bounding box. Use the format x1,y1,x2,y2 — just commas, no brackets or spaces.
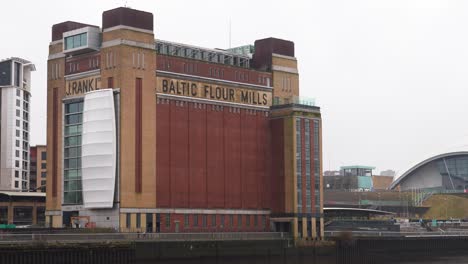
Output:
390,151,468,191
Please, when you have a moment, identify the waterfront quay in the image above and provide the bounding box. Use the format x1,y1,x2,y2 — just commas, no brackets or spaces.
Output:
1,231,468,263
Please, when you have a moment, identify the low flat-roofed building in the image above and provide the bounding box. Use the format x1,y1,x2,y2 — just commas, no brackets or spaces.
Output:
0,191,45,226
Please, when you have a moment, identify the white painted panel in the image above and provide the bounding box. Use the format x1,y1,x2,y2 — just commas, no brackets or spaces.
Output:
82,89,116,208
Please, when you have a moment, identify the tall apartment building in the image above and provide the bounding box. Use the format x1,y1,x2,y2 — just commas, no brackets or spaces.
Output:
46,7,323,239
30,145,47,192
0,58,35,191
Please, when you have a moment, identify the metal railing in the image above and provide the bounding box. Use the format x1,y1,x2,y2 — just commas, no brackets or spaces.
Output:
325,230,468,238
0,232,290,243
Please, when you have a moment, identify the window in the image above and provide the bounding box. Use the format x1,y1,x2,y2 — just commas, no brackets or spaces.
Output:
14,181,18,188
16,89,21,96
15,171,19,178
246,215,250,227
41,163,46,169
41,172,46,178
193,215,198,227
14,62,20,87
126,213,131,229
15,150,19,157
229,215,234,228
16,120,20,127
15,160,19,168
211,215,216,227
16,109,20,117
165,214,171,228
41,152,47,160
64,100,83,205
202,215,207,227
16,130,20,137
65,33,88,50
41,180,46,186
136,213,141,228
254,215,258,227
184,215,189,228
237,215,242,228
15,140,19,147
262,216,266,229
220,215,225,228
16,99,20,107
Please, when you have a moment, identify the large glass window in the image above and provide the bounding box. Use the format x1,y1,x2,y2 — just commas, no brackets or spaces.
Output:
313,120,320,212
296,118,302,213
63,100,83,205
305,119,311,213
65,33,88,50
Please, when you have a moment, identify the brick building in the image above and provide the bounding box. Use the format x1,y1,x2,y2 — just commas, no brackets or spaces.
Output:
30,145,47,192
45,7,323,239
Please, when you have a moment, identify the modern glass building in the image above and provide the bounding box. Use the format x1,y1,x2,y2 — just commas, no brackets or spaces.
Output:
390,152,468,191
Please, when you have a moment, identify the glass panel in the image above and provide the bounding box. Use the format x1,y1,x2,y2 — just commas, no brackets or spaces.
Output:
64,192,76,204
81,33,87,46
65,147,81,158
65,125,82,136
65,114,82,125
66,37,74,50
65,136,81,147
64,169,80,179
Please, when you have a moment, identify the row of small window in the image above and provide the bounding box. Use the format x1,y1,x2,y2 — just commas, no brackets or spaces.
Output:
126,213,266,229
16,109,29,121
16,89,29,102
68,62,80,73
16,99,29,112
156,43,250,68
15,138,28,148
14,181,28,189
15,120,29,130
14,171,28,180
16,130,28,141
14,160,28,170
15,149,29,160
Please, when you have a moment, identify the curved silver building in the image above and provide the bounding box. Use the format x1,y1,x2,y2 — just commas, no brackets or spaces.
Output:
390,151,468,191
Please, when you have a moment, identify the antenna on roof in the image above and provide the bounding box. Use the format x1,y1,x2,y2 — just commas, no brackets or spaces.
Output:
229,18,232,49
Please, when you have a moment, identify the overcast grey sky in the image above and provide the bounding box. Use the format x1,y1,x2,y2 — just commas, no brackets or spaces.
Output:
2,0,468,177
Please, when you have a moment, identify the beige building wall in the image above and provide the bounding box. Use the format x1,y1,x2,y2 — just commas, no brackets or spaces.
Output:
46,41,65,214
36,145,47,192
101,27,157,209
271,54,299,103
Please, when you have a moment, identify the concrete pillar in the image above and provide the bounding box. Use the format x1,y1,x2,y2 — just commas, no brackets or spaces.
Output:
312,217,317,239
302,217,307,239
120,213,126,232
131,213,137,232
140,213,146,232
292,218,299,239
320,218,324,239
32,202,37,225
52,215,62,228
7,203,13,224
